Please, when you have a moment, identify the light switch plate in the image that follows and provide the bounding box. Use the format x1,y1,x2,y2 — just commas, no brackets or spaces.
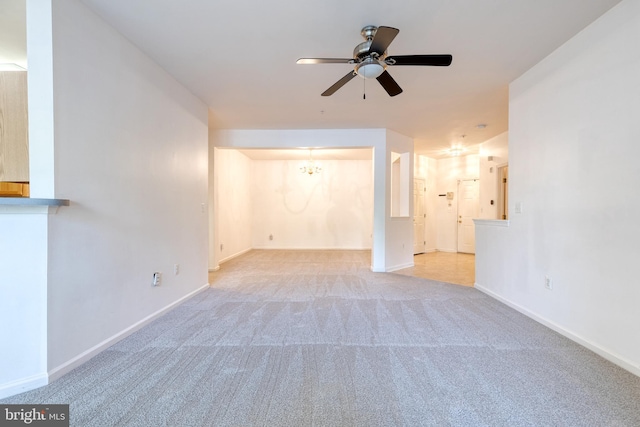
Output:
515,202,523,214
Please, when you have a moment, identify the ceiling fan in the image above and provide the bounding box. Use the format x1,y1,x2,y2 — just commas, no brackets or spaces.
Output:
297,25,453,97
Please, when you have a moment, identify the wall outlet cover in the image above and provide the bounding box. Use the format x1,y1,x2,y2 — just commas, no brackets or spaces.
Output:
545,276,553,290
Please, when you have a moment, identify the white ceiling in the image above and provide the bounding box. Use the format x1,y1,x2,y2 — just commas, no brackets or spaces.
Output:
2,0,622,158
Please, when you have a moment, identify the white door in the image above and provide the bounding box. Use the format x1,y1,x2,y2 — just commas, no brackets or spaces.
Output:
457,179,479,254
413,178,426,254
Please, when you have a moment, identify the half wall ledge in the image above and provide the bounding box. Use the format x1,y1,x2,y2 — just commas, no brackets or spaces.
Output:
0,198,70,214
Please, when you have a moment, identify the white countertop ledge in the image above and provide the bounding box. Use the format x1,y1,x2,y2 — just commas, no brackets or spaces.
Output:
0,198,70,214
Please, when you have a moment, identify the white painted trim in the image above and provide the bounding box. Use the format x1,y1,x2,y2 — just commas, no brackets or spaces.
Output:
48,283,210,382
475,283,640,378
386,262,414,272
0,373,49,400
218,247,252,265
473,219,510,227
208,266,220,272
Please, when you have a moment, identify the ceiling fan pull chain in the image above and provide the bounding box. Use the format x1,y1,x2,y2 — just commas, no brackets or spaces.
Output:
363,74,366,99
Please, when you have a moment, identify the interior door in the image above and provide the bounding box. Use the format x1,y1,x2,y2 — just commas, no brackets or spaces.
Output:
457,179,479,254
413,178,426,254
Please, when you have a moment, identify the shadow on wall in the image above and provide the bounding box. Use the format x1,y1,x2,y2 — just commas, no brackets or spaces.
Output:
277,160,322,215
269,159,373,249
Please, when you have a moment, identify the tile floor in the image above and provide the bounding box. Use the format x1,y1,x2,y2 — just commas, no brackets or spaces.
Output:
394,251,475,286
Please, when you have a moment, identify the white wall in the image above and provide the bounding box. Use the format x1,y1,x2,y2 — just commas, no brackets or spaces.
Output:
45,0,209,375
215,149,253,263
0,212,48,398
252,159,373,249
435,154,479,252
478,132,509,219
476,0,640,376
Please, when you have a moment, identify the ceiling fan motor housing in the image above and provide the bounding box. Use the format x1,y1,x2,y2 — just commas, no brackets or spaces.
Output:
354,26,387,79
354,26,384,60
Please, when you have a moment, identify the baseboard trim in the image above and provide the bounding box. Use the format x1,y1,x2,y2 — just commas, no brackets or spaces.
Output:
0,373,49,400
475,283,640,378
48,283,210,382
386,262,414,272
251,246,372,251
218,248,252,265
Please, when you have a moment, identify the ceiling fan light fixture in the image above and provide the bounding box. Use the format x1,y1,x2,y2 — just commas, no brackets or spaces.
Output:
299,25,452,96
355,60,385,79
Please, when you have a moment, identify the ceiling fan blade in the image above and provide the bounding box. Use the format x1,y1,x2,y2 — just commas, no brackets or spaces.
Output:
376,70,403,97
321,71,357,96
368,26,399,55
297,58,353,64
386,54,453,66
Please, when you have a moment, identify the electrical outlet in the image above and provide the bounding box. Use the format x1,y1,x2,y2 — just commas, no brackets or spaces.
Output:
545,276,553,290
152,272,162,287
174,264,180,275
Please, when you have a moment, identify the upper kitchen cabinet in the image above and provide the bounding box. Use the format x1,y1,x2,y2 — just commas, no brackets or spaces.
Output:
0,71,29,182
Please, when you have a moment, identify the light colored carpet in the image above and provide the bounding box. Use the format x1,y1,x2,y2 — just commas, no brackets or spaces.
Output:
2,250,640,426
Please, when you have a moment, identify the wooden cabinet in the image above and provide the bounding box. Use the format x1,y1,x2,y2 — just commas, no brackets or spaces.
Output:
0,71,29,182
0,182,29,197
